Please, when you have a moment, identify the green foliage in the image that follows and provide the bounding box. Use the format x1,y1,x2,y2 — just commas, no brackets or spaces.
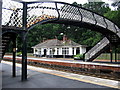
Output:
72,2,82,7
104,10,120,27
74,54,84,60
27,24,61,52
16,52,22,56
97,53,120,60
83,2,110,15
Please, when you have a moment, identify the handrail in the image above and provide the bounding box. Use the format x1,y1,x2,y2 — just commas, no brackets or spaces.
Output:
85,37,110,61
2,0,120,40
2,1,120,30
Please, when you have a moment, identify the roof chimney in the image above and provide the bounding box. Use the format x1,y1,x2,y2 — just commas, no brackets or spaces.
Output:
42,38,46,42
63,35,68,41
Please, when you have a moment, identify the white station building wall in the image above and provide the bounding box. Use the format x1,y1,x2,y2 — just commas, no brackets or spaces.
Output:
33,46,86,56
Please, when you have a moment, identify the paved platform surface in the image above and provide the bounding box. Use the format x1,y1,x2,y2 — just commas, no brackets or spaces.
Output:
1,61,120,89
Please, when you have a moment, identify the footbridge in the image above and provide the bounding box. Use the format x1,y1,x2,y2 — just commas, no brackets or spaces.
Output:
1,0,120,80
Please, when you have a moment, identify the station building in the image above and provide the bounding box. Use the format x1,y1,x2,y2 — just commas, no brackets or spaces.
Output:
32,36,87,58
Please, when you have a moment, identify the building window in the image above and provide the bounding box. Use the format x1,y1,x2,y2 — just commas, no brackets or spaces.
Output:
50,48,54,55
62,48,65,55
66,48,69,55
39,48,41,55
50,48,52,55
76,47,80,54
72,48,74,55
57,48,59,55
35,49,37,52
62,47,69,55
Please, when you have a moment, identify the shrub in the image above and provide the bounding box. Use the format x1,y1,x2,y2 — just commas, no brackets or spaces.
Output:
16,52,22,56
74,54,84,60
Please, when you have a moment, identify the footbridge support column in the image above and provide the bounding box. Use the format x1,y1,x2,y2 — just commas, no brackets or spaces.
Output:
21,32,27,81
12,35,16,77
114,45,117,62
110,43,113,63
21,2,28,81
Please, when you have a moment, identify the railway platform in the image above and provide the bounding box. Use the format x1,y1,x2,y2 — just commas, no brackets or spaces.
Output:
1,60,120,89
3,55,120,81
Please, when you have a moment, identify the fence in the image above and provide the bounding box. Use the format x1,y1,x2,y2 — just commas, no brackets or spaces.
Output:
96,53,120,61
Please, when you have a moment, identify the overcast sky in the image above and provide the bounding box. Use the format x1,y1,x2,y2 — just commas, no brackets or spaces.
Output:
15,0,117,4
15,0,117,10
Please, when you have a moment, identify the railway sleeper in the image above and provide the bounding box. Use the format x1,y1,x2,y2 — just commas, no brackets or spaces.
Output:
112,72,120,78
100,69,113,74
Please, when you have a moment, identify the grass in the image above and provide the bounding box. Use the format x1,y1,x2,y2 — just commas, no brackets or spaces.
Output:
27,53,33,56
97,53,120,60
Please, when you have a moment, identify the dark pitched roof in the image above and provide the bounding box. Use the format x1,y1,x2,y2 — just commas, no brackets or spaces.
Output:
62,40,80,46
32,39,63,48
32,39,86,48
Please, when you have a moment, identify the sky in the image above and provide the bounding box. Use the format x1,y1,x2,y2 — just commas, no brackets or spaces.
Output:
14,0,117,10
17,0,118,4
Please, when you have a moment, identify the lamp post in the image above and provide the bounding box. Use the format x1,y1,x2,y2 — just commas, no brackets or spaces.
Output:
60,33,66,58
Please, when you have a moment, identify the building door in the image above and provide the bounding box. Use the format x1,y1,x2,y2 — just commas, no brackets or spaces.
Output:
44,49,47,56
76,47,80,54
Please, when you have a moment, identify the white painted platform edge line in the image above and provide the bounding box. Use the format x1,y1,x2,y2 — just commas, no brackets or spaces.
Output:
2,61,119,89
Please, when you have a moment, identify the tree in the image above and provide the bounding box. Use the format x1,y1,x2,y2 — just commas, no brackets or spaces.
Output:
27,24,61,52
83,2,110,15
104,10,120,27
72,2,82,7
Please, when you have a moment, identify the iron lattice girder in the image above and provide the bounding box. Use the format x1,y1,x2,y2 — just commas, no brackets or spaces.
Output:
2,0,120,39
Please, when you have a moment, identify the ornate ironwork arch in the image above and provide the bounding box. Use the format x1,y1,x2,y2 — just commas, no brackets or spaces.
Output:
2,0,120,40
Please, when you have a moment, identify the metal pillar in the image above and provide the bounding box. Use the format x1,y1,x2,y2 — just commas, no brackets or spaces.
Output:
12,35,16,77
21,2,27,81
21,32,27,81
0,0,2,63
114,45,117,62
110,44,113,63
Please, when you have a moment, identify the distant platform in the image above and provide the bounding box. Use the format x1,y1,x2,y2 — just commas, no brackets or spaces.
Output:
4,55,120,67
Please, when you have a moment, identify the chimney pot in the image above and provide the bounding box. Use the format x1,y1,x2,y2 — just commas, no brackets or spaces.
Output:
63,35,68,41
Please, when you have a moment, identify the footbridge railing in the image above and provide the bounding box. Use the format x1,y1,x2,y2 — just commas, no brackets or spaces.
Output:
84,37,110,61
2,0,120,39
